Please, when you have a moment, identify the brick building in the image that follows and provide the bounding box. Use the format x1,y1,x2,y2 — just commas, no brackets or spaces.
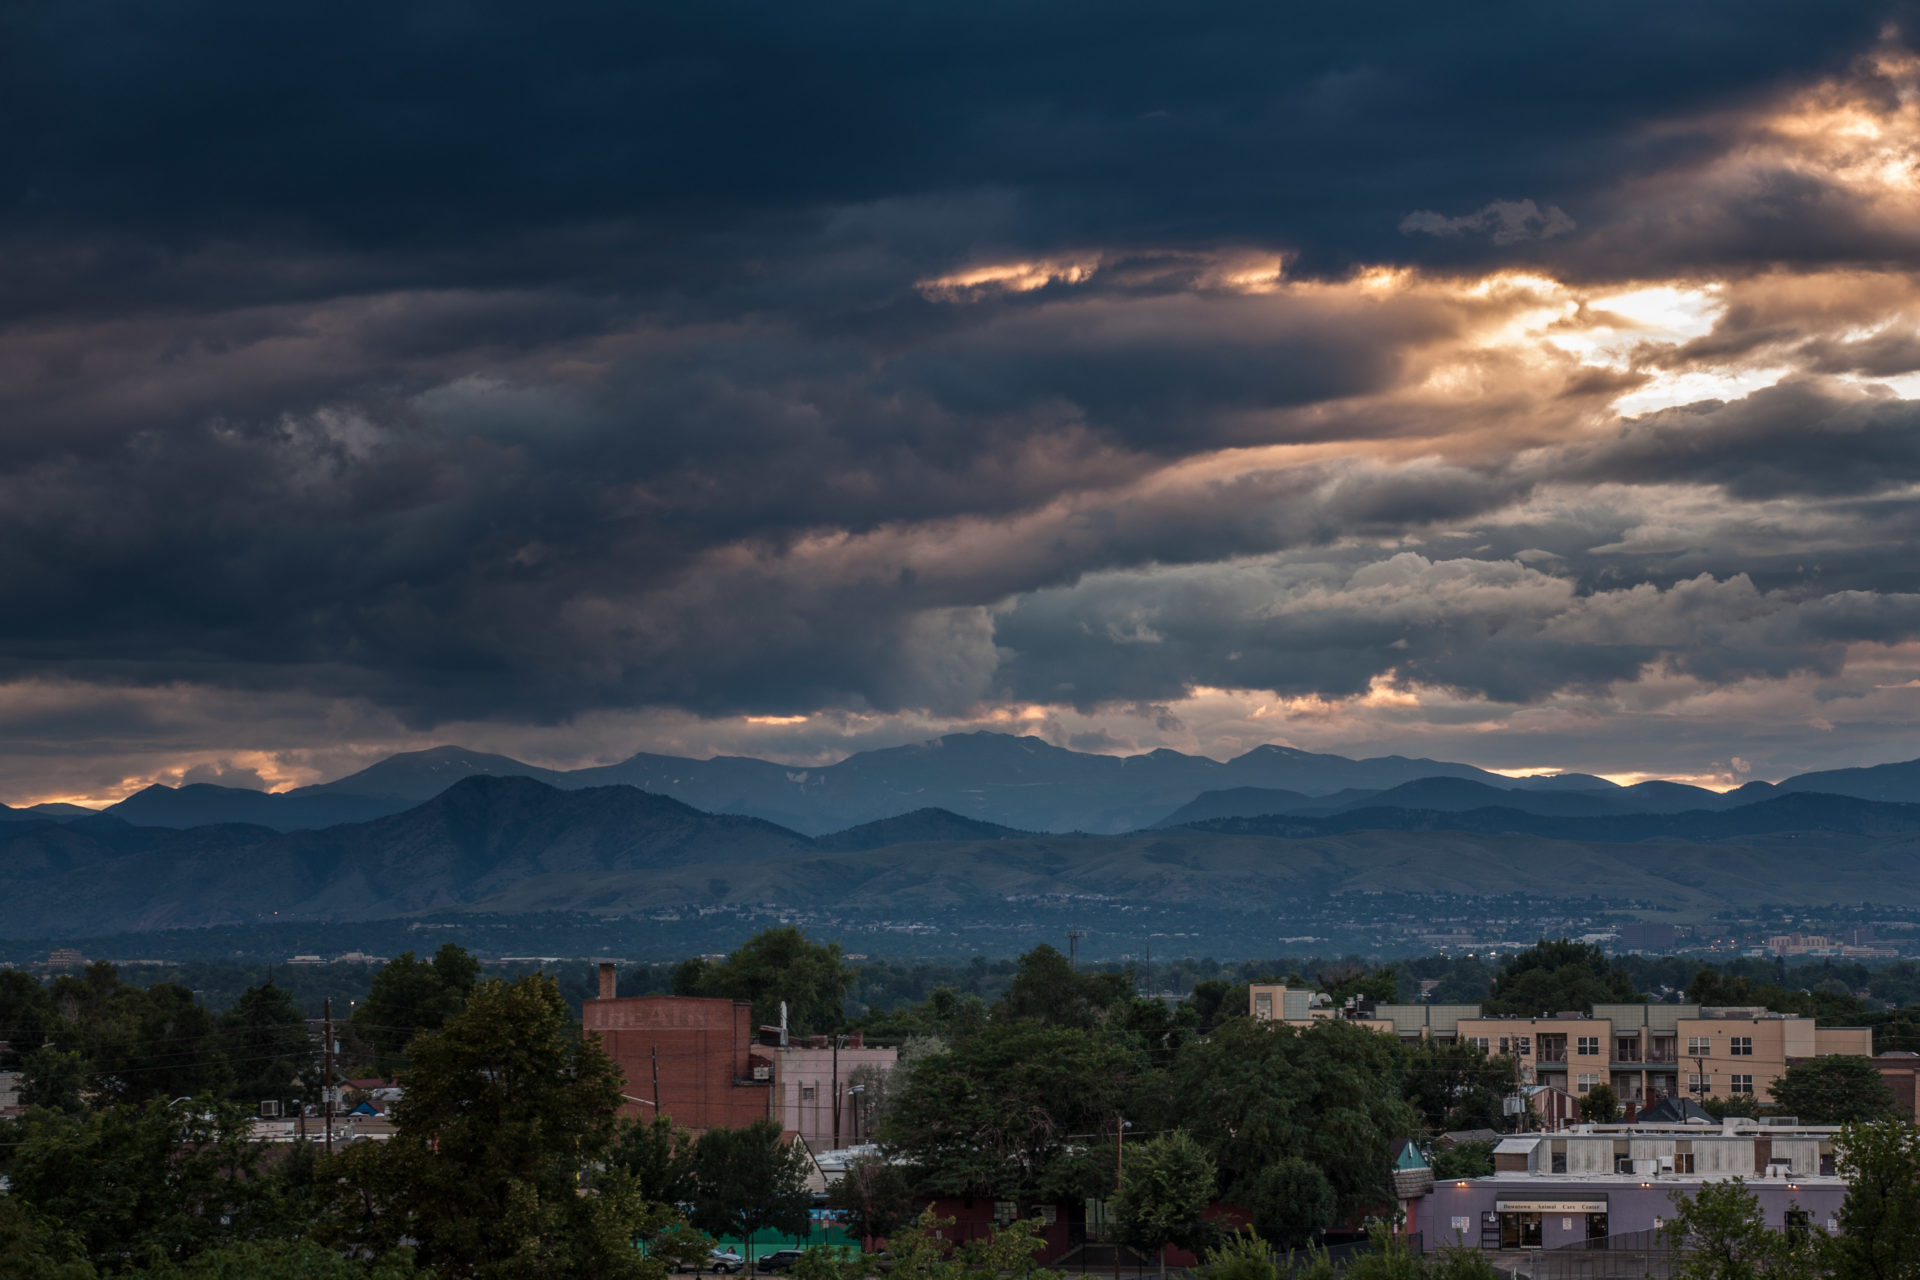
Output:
582,965,774,1132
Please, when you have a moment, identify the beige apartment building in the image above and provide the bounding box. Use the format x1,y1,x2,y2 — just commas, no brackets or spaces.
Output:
1248,984,1870,1106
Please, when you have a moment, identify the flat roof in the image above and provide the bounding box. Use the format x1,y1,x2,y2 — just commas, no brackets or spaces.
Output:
1439,1174,1849,1188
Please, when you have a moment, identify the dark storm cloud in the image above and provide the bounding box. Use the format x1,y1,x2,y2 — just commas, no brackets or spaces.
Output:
10,0,1920,792
2,0,1905,291
992,554,1920,710
1563,380,1920,499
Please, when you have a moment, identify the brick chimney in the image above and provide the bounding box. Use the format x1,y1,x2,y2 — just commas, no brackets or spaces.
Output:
598,961,616,1001
849,1031,864,1049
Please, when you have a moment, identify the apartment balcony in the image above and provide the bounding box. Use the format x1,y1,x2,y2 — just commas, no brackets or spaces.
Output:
1535,1055,1568,1069
1646,1050,1679,1064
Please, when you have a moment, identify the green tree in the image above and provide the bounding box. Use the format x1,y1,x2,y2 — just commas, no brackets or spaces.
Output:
219,982,313,1109
688,1119,814,1264
124,1239,429,1278
1113,1131,1216,1276
19,1045,89,1113
49,973,233,1106
1664,1178,1815,1280
681,928,850,1037
995,946,1130,1028
0,969,60,1068
879,1022,1140,1200
1484,941,1634,1017
1578,1083,1621,1124
1159,1018,1417,1222
1428,1143,1494,1181
1769,1057,1898,1124
1190,1229,1277,1280
1401,1040,1512,1134
608,1113,696,1205
350,944,480,1077
1237,1158,1336,1250
320,972,663,1279
1182,981,1240,1035
0,1196,97,1280
6,1096,286,1271
854,988,990,1044
882,1210,1054,1280
1829,1119,1920,1280
828,1153,916,1247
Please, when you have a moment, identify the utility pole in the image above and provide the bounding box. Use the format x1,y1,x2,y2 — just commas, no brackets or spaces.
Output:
323,998,334,1156
651,1044,661,1112
832,1035,842,1149
1067,930,1083,970
1113,1116,1130,1280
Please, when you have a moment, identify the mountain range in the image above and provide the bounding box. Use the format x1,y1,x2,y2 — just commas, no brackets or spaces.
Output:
12,732,1920,836
5,752,1920,935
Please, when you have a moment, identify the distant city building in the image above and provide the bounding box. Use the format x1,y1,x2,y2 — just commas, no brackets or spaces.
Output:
41,947,85,972
1248,985,1871,1108
1615,922,1680,952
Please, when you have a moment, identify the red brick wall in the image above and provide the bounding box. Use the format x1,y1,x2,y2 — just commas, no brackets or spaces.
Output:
583,995,773,1132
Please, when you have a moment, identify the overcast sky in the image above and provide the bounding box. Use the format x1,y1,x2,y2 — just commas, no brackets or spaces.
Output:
10,1,1920,803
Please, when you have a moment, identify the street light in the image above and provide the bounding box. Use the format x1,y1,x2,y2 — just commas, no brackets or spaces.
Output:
622,1094,658,1109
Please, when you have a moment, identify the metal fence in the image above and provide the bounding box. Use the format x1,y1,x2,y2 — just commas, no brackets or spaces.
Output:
1529,1227,1677,1280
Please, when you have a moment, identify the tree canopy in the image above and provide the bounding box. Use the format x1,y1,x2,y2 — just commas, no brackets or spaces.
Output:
1769,1057,1898,1125
349,944,481,1078
674,927,850,1036
1484,940,1635,1017
320,971,665,1279
687,1119,814,1263
880,1021,1140,1200
1112,1131,1217,1270
1153,1018,1417,1221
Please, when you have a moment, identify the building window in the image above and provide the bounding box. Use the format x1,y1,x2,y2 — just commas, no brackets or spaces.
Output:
1675,1153,1695,1174
1731,1075,1754,1095
1498,1037,1509,1055
1730,1037,1753,1056
800,1085,816,1101
1577,1036,1601,1056
1254,993,1273,1021
1689,1072,1711,1093
1516,1036,1531,1055
1688,1036,1711,1055
1577,1073,1600,1092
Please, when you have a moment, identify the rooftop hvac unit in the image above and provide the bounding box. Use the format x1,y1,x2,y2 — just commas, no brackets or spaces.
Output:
259,1100,281,1118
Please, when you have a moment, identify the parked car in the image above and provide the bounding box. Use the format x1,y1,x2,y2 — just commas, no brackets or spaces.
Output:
704,1250,746,1274
755,1250,808,1273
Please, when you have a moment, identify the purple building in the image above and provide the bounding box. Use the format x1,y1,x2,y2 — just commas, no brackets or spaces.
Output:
1420,1119,1848,1253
